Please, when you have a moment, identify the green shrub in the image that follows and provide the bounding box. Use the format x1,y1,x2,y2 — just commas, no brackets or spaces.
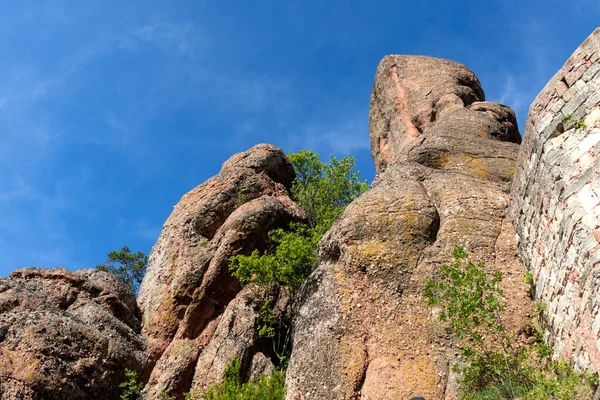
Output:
561,113,573,123
561,113,587,131
523,270,534,286
574,119,587,130
230,151,367,298
230,223,319,293
288,150,368,231
119,368,144,400
424,247,596,399
198,358,285,400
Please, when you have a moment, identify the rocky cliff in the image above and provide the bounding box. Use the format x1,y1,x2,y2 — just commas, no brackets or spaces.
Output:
511,27,600,373
3,28,600,400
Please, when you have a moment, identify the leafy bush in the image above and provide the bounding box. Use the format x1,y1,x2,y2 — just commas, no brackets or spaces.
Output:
195,358,285,400
96,245,148,294
119,368,143,400
231,150,367,293
231,223,319,293
424,247,596,399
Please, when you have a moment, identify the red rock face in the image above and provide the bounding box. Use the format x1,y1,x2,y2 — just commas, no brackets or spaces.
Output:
137,144,304,398
369,55,520,175
511,27,600,373
285,56,530,400
0,268,146,400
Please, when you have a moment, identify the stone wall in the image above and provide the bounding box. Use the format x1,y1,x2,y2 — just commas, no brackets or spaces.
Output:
511,27,600,372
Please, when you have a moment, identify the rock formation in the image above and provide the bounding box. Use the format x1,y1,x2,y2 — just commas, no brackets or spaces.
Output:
511,27,600,372
5,28,600,400
0,268,145,400
285,55,530,399
137,144,304,398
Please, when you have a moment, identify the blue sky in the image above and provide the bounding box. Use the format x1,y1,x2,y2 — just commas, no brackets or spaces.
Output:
1,1,598,276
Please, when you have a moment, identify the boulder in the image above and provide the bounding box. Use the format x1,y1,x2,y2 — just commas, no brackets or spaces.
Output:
0,268,146,400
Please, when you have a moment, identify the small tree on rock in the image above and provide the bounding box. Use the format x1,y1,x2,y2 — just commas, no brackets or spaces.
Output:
96,245,148,294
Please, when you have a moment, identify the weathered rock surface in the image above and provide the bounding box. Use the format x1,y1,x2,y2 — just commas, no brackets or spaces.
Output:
511,27,600,372
138,144,303,398
286,55,530,399
0,268,146,400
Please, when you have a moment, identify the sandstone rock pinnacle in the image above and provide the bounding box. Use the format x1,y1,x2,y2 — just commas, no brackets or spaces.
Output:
137,144,304,398
285,55,530,399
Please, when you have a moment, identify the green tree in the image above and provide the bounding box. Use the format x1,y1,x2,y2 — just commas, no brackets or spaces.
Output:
231,150,367,296
119,368,144,400
288,150,368,232
96,245,148,294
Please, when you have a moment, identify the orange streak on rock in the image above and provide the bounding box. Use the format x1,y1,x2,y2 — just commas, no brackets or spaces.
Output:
389,64,421,139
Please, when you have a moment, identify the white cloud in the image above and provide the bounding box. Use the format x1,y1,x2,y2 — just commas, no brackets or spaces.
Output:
497,75,531,121
133,21,208,58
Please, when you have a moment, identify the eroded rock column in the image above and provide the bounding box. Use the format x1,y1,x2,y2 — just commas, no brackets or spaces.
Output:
138,144,304,399
286,55,529,400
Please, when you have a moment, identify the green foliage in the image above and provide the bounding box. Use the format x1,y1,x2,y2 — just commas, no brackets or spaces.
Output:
236,187,250,207
424,247,505,344
96,245,148,294
288,149,368,231
230,150,367,353
523,270,533,286
561,113,587,130
257,299,277,338
425,247,596,399
534,301,546,319
229,223,318,354
119,368,143,400
230,150,367,292
574,119,587,130
199,358,285,400
230,223,319,293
